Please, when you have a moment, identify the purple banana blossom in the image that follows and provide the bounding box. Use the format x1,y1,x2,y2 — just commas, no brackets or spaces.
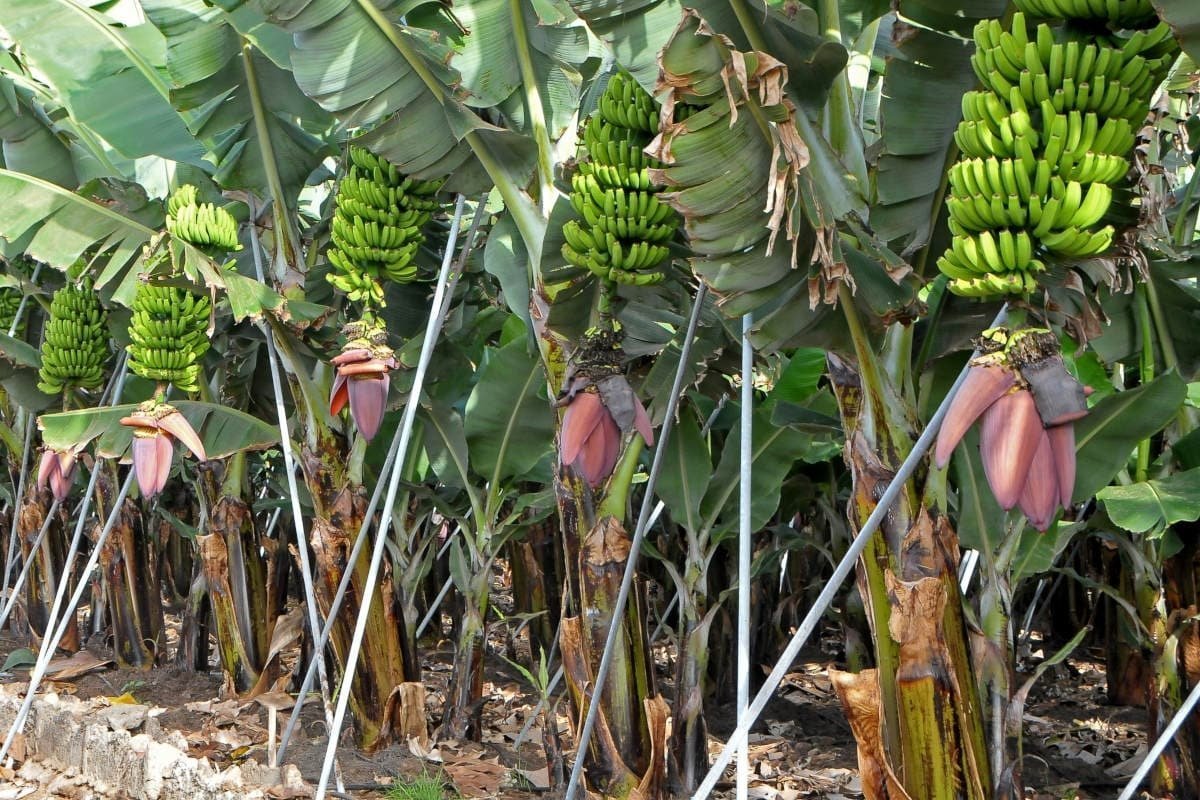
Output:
36,448,78,502
329,346,397,442
119,402,207,498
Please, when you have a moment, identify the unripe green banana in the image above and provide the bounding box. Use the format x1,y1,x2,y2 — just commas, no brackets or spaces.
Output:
564,72,678,285
166,185,242,253
126,282,211,394
325,146,444,307
38,277,111,396
940,8,1175,300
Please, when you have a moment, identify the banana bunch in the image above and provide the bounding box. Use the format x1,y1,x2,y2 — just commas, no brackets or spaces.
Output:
938,10,1175,298
0,288,23,339
562,72,678,285
1014,0,1156,29
326,145,442,305
37,277,110,395
165,185,242,253
127,283,211,394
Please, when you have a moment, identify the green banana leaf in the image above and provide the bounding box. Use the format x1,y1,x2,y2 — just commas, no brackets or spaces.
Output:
464,338,555,484
1073,370,1188,502
0,72,78,188
38,400,279,460
140,0,336,204
1153,0,1200,62
0,0,205,166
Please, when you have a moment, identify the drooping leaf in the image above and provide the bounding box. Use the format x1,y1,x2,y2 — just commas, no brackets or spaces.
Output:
141,0,336,201
1097,468,1200,535
0,331,41,369
464,338,555,483
253,0,538,200
38,400,279,460
0,75,78,188
1073,371,1188,502
0,0,205,165
655,411,712,535
1152,0,1200,63
0,169,153,290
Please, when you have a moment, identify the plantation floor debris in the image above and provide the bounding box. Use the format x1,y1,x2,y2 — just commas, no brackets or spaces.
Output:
0,625,1166,799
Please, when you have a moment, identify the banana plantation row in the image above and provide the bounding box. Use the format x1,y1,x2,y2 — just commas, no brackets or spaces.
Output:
0,0,1199,798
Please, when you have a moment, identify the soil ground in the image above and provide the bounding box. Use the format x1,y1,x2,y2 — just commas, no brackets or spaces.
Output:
0,620,1157,800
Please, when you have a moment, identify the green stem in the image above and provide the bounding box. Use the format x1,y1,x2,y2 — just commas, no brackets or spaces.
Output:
1135,285,1155,483
1171,161,1200,248
220,450,246,497
240,42,302,277
597,280,617,329
597,434,645,520
354,0,545,267
508,0,557,213
267,320,321,449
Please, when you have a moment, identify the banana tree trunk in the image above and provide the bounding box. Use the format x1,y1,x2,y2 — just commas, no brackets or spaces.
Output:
443,568,487,739
828,351,991,800
95,467,163,668
302,444,414,752
17,486,77,652
1150,524,1200,796
197,493,285,694
558,512,666,798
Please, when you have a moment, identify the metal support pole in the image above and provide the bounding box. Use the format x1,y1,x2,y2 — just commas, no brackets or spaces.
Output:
689,305,1008,798
736,312,753,799
246,198,345,791
563,283,709,800
277,197,486,762
0,470,134,761
313,195,467,799
1117,678,1200,800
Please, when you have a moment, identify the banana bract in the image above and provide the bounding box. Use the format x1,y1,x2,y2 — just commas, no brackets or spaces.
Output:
37,277,111,396
126,283,211,395
562,72,679,286
325,146,442,306
937,8,1176,298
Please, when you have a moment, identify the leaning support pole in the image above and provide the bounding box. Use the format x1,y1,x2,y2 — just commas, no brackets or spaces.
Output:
0,498,64,630
736,312,753,800
2,264,43,589
564,283,709,800
1117,678,1200,800
6,356,128,662
0,469,134,762
313,195,467,799
2,416,35,595
689,306,1009,799
246,198,346,791
276,197,486,762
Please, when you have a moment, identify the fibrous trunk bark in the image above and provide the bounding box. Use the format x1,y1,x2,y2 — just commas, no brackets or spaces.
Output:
96,480,163,667
1150,524,1200,796
828,352,991,800
558,513,667,799
303,447,413,752
17,486,77,652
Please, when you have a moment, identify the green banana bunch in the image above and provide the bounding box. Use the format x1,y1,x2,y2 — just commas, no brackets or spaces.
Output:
938,9,1176,299
326,145,442,305
37,277,110,395
1014,0,1157,29
165,185,242,253
0,288,24,339
562,72,678,286
126,282,211,394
